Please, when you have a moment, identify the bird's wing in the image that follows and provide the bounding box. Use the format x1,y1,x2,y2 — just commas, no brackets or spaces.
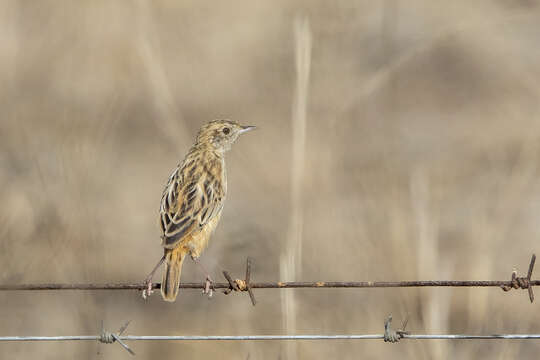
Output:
159,165,224,249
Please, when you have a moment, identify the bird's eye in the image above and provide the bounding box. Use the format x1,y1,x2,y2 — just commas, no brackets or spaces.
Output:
222,127,230,135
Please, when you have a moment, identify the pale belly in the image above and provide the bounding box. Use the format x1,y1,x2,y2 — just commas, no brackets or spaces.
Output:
180,212,222,259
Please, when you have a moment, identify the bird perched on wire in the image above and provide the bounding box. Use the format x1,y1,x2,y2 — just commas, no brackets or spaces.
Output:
143,120,256,302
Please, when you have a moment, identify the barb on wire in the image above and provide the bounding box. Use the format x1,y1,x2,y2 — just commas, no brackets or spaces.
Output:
1,254,537,303
222,257,256,306
383,315,409,343
222,271,239,293
501,254,536,302
99,321,135,356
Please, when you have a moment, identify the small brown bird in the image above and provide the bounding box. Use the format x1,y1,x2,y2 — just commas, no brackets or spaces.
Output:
144,120,255,302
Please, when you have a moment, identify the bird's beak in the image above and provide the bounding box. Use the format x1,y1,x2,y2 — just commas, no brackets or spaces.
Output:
239,125,256,134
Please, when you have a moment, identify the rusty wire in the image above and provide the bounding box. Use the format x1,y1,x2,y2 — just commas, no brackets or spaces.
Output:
0,255,537,304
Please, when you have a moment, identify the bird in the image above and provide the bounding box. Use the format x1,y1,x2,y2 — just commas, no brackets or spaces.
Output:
143,119,256,302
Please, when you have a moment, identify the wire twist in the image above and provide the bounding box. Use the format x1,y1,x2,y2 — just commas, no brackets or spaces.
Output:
501,254,536,302
99,330,115,344
98,321,135,356
383,315,409,343
222,257,256,306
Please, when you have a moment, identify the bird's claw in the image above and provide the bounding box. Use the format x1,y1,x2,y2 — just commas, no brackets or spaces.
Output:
203,275,214,298
142,279,154,300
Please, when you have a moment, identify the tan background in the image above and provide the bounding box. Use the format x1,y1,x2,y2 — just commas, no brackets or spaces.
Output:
1,1,540,359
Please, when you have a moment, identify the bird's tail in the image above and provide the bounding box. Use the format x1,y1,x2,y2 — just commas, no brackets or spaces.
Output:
161,247,186,302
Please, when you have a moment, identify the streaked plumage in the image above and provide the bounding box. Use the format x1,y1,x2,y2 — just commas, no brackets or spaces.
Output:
159,119,255,302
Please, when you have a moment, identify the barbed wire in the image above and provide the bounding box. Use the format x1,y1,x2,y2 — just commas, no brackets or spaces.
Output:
3,334,540,341
0,255,537,304
1,256,538,356
2,317,540,356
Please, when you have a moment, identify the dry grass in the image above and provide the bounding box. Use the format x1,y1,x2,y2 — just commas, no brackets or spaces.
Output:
2,1,540,359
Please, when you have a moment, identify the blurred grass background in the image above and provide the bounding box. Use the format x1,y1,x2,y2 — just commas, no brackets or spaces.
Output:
1,0,540,358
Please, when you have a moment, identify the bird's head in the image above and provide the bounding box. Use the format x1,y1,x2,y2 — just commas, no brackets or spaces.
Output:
196,119,256,152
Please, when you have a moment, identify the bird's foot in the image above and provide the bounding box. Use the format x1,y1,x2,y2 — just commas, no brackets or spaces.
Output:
142,277,154,300
141,254,166,300
203,275,214,298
